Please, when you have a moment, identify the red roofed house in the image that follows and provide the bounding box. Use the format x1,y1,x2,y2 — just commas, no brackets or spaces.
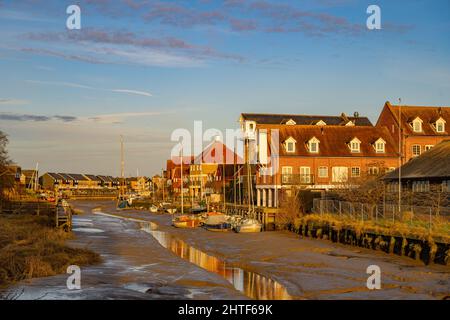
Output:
376,101,450,163
240,112,399,208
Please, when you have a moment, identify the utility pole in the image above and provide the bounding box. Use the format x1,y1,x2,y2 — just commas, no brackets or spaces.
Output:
120,135,125,198
398,98,402,220
180,147,184,214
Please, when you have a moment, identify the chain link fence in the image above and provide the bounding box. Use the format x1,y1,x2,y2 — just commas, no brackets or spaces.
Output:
312,198,450,231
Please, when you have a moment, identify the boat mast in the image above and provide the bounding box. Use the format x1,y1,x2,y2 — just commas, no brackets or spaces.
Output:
222,143,226,213
180,146,184,214
120,135,125,198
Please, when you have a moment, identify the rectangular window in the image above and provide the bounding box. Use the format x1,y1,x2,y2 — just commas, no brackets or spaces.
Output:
350,142,360,153
425,145,434,151
351,167,360,177
309,142,318,153
412,145,421,157
318,166,328,178
282,166,293,183
368,167,379,176
332,167,348,183
413,121,422,132
375,142,385,153
300,167,311,183
286,142,295,152
436,122,445,133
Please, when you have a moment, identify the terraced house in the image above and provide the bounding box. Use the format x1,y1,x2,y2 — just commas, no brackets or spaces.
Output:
239,112,399,208
376,101,450,162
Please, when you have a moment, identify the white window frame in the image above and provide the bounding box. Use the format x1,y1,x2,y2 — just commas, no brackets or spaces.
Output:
374,138,386,153
318,166,328,178
351,167,360,177
282,166,293,183
412,144,421,157
435,118,446,133
412,117,423,133
349,137,361,153
284,137,296,153
368,167,379,176
425,145,434,151
300,166,311,184
308,137,320,153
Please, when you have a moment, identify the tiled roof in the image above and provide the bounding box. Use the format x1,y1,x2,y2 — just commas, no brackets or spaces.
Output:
194,140,244,164
57,173,73,181
46,172,63,180
241,113,373,126
382,102,450,136
84,174,102,181
67,173,89,181
275,125,398,157
384,140,450,179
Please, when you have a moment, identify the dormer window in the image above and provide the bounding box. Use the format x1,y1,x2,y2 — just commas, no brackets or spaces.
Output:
411,117,423,133
435,117,446,133
374,138,386,153
349,137,361,153
308,137,320,153
286,119,296,125
284,137,296,153
315,120,327,126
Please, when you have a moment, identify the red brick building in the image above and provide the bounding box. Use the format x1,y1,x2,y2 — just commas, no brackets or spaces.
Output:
239,113,399,207
376,101,450,163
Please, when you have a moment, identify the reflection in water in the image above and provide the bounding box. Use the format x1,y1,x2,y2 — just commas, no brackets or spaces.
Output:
140,222,292,300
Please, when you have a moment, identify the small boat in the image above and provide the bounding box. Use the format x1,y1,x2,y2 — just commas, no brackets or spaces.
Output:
172,207,206,228
165,207,177,214
203,213,232,232
172,215,202,228
235,218,263,233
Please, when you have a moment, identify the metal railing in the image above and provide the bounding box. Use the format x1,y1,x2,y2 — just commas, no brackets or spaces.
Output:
281,174,315,185
312,198,450,231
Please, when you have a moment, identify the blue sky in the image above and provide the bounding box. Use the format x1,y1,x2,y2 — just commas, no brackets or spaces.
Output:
0,0,449,176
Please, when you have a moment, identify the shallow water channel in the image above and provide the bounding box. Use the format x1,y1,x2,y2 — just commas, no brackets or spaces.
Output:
139,221,293,300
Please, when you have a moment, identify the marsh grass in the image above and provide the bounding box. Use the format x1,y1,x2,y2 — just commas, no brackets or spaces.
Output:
0,214,100,287
294,213,450,244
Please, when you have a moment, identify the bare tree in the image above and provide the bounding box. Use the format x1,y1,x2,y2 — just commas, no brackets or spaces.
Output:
0,130,13,201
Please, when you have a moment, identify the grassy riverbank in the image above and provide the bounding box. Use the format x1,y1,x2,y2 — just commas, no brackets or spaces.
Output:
0,214,100,288
294,214,450,243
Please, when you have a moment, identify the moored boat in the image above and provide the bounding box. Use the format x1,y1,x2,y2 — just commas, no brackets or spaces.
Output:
234,218,262,233
203,213,232,232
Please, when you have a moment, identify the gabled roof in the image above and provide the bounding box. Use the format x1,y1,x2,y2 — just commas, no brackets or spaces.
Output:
194,140,244,165
67,173,89,181
275,125,397,157
380,101,450,135
84,174,102,182
240,113,373,126
384,140,450,180
97,175,112,182
57,173,73,181
45,172,63,180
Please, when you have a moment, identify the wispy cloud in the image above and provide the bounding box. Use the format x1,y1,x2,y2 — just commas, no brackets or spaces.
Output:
88,111,173,124
25,80,153,97
23,28,245,63
0,98,30,105
0,110,171,124
0,113,60,122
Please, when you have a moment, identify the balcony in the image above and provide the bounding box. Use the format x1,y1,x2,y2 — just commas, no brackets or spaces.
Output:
281,174,315,185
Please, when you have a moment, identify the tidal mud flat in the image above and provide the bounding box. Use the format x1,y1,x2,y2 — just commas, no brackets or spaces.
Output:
2,200,449,300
